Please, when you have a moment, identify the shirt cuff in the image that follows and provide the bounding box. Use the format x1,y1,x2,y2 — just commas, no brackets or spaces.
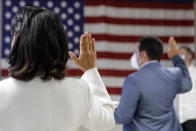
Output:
82,67,98,80
81,67,112,104
171,54,183,65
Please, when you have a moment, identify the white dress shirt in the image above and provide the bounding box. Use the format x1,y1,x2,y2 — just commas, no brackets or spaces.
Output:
178,65,196,123
0,68,115,131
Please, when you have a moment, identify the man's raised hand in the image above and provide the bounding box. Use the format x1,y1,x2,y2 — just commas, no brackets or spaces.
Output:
168,36,180,59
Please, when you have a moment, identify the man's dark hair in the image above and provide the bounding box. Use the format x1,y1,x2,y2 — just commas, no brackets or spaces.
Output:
8,6,68,81
138,37,163,61
180,46,193,55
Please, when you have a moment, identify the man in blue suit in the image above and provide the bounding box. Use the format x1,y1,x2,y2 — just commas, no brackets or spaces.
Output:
114,37,192,131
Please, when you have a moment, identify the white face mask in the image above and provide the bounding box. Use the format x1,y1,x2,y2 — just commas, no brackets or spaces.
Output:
130,52,139,69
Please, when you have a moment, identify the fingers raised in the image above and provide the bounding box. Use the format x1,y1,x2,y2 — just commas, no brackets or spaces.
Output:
169,36,177,48
80,35,86,52
89,34,93,52
92,38,96,53
84,32,89,52
68,51,78,64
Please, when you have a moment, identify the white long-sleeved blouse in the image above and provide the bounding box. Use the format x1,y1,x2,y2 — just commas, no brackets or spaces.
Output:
0,68,115,131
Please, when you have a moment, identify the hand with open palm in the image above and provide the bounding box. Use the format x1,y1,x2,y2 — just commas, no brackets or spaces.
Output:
69,32,96,72
168,36,180,59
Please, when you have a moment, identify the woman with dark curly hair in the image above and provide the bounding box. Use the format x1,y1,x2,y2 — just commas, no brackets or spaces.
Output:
0,6,115,131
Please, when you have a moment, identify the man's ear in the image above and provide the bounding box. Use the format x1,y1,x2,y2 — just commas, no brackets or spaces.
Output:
141,50,149,61
187,54,192,62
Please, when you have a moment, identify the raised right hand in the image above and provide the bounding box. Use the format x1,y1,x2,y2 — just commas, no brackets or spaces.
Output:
168,36,180,59
68,32,96,72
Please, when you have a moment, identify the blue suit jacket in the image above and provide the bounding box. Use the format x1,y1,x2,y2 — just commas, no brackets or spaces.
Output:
114,55,192,131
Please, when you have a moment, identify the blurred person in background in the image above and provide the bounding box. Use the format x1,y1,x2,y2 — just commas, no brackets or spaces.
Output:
114,36,192,131
177,46,196,131
0,6,115,131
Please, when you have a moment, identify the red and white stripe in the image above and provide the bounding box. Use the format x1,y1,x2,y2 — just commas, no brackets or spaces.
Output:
83,0,195,100
1,1,195,101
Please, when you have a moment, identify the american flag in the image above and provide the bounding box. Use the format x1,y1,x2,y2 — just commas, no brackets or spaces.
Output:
1,0,195,102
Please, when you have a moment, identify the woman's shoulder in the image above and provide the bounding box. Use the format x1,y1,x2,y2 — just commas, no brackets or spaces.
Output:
58,77,90,92
0,77,90,95
64,77,85,84
58,77,91,106
0,77,15,87
0,77,16,97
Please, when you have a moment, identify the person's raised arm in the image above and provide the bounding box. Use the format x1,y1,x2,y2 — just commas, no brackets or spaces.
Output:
168,37,192,93
69,32,115,130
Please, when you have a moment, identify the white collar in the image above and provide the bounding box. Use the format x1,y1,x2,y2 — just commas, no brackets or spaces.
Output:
140,60,158,69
